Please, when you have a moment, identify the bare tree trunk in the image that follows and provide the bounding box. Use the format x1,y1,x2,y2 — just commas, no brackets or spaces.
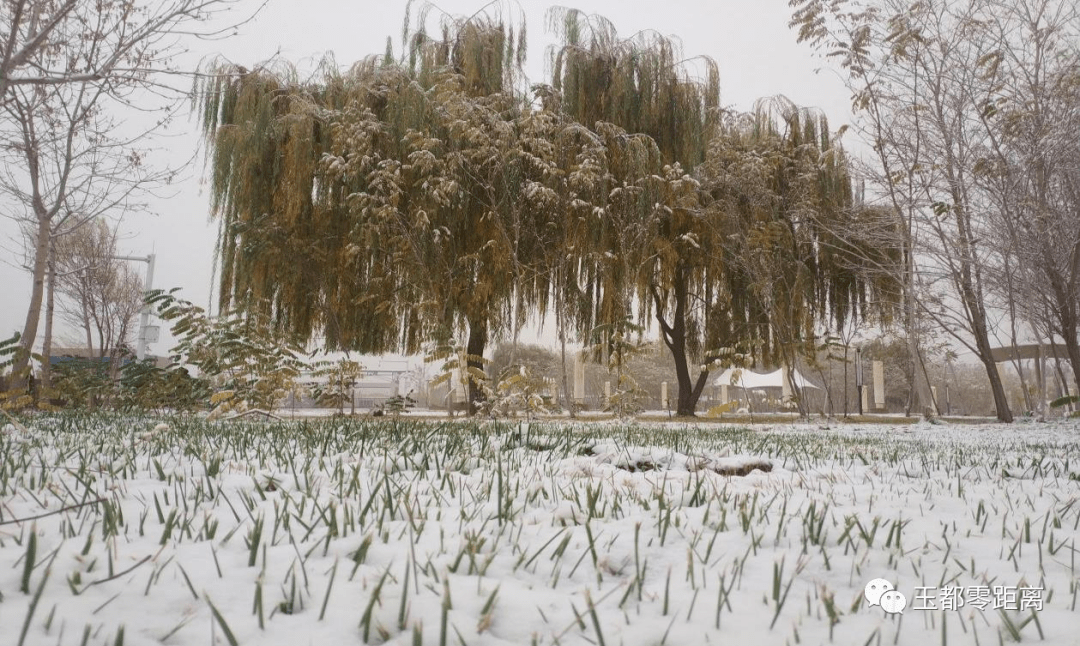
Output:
963,282,1014,421
785,361,808,419
83,310,93,356
1003,257,1033,413
13,214,51,388
1009,353,1033,414
904,274,935,419
42,251,56,393
1047,336,1073,409
965,282,1013,421
973,321,1012,422
1059,327,1080,404
1048,281,1080,397
944,148,1011,421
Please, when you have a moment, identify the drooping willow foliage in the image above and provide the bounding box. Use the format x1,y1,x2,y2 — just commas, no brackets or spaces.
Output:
196,11,534,353
543,12,898,413
194,5,901,416
702,98,902,376
548,8,719,171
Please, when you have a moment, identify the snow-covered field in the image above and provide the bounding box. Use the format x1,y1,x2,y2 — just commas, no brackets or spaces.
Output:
2,415,1078,645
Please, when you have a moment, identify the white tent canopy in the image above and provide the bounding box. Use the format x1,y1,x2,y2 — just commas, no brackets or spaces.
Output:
713,367,821,390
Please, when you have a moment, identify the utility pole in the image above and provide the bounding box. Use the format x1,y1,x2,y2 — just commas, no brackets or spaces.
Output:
114,253,156,360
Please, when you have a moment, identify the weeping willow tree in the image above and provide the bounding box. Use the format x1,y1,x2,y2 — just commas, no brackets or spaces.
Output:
494,104,606,414
547,10,899,415
544,9,726,416
195,5,540,412
701,98,901,414
195,5,899,417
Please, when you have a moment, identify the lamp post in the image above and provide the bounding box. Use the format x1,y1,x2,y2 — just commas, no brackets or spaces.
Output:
113,253,156,360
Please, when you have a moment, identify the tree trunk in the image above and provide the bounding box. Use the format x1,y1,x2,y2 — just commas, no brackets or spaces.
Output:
465,319,488,416
1009,352,1033,414
782,357,810,418
80,270,94,354
669,348,711,417
904,256,936,419
12,215,51,389
653,269,711,417
1049,338,1073,409
1003,257,1033,413
982,357,1012,422
972,315,1013,422
1045,268,1080,399
42,253,56,393
959,249,1012,421
969,324,1012,422
1059,322,1080,404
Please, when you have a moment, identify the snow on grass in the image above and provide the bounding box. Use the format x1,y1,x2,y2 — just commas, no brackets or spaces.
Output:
1,415,1078,645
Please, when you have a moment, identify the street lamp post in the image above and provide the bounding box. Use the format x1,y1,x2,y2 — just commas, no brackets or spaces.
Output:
114,253,156,360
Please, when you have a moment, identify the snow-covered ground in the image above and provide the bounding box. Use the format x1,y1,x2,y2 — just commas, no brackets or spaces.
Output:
1,415,1078,645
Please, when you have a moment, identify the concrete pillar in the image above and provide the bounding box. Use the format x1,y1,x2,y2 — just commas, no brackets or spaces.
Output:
860,385,869,413
604,381,611,404
1034,347,1045,412
661,381,668,410
721,384,728,405
873,361,885,409
574,352,585,404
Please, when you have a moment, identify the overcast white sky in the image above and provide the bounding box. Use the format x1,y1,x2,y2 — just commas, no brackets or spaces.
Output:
0,0,855,358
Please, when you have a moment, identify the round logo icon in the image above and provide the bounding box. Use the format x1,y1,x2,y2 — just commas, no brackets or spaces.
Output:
864,578,894,606
880,590,907,614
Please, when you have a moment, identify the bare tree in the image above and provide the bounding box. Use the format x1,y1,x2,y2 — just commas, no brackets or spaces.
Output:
1,0,263,387
3,60,163,387
789,0,941,419
53,219,143,359
974,0,1080,398
0,1,261,100
787,0,1080,421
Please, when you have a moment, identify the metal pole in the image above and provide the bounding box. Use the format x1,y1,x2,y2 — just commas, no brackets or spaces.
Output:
114,254,155,360
138,254,155,360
